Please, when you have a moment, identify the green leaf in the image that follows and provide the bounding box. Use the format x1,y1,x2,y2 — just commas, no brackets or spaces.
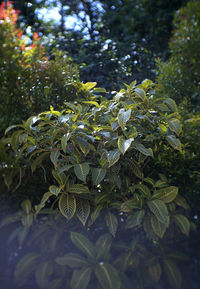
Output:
21,200,32,214
71,232,95,259
93,87,107,93
35,191,53,213
166,135,182,151
118,137,134,154
118,108,131,129
49,185,61,196
57,164,73,174
90,204,104,224
92,168,106,186
164,98,178,112
135,87,146,101
151,214,168,238
136,184,151,197
96,234,112,260
50,150,60,166
174,214,190,236
134,143,153,157
71,267,92,289
159,123,167,134
168,119,182,136
31,152,49,172
76,198,90,226
105,212,118,237
95,263,120,289
82,82,97,91
148,261,162,282
163,259,182,289
107,149,121,168
130,160,144,179
76,137,90,156
125,210,145,229
147,199,169,225
61,133,71,153
69,184,90,194
175,195,190,209
59,193,76,220
11,130,23,151
55,253,89,268
74,163,90,182
35,261,53,289
152,186,178,203
14,253,40,286
4,124,19,135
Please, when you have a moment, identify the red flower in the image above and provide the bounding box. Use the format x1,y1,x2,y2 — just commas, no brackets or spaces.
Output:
17,30,23,38
33,32,40,41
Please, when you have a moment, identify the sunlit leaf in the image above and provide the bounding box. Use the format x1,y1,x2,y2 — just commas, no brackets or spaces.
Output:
118,137,134,154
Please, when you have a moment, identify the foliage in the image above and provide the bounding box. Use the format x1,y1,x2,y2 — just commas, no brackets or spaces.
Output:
156,0,200,108
0,1,86,134
0,2,200,289
1,78,195,288
156,0,200,217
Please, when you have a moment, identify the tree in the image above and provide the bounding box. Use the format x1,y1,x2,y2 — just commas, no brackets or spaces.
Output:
0,1,87,134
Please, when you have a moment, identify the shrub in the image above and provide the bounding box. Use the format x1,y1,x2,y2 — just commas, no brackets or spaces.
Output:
0,79,194,289
0,2,86,134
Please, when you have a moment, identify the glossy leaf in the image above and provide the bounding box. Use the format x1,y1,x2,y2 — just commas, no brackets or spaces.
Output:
76,198,90,226
164,98,178,112
166,135,182,151
118,137,134,154
152,186,178,203
118,108,131,129
49,185,61,196
92,168,106,186
147,199,169,225
59,193,76,220
50,150,60,166
61,133,71,153
76,137,90,156
74,163,90,182
168,119,182,136
134,142,153,157
107,149,121,168
69,184,90,194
